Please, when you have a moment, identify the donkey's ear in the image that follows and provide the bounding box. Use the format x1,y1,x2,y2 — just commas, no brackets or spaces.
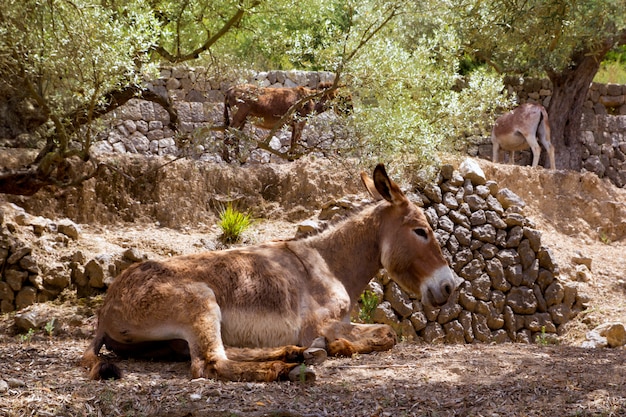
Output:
361,171,383,201
372,164,408,205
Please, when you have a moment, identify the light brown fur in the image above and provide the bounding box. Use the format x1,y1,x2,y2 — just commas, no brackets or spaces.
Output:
492,103,556,169
82,164,459,382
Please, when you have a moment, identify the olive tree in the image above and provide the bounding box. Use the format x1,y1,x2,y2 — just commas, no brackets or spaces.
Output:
444,0,626,169
0,0,261,195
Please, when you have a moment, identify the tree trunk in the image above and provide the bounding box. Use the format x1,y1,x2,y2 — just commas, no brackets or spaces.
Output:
546,31,626,170
546,54,600,171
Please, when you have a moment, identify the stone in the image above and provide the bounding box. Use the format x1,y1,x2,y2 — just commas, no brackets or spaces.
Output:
409,311,428,332
5,268,27,291
295,220,321,238
506,286,537,314
572,253,593,270
497,249,520,268
422,184,442,204
593,322,626,348
523,228,542,252
493,329,511,343
470,210,486,226
459,310,474,342
422,322,445,343
0,282,15,302
397,319,418,341
504,264,523,287
460,259,484,281
504,213,525,227
465,194,488,211
486,259,510,292
438,301,462,324
505,226,524,248
486,211,507,229
371,301,399,327
544,280,565,306
453,226,472,246
496,188,525,209
19,255,40,275
470,274,491,301
7,246,31,264
459,284,477,312
385,282,413,318
472,224,497,244
459,159,486,185
503,305,517,338
525,313,557,333
548,304,571,326
444,320,466,344
57,219,80,240
14,304,50,332
15,286,37,310
472,313,492,342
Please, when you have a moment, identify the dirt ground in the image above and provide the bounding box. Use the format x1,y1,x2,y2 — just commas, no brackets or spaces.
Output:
1,158,625,417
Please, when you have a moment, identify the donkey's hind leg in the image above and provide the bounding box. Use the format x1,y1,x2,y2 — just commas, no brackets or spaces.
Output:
320,322,397,357
185,286,310,382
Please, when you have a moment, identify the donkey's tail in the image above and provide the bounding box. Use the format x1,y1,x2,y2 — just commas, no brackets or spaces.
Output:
82,332,123,380
536,106,550,143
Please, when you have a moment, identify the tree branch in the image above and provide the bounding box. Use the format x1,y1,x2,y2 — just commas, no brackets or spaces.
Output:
154,1,260,63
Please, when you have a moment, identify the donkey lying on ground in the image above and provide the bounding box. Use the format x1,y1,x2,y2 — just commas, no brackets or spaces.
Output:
491,103,556,169
223,82,339,154
82,164,459,382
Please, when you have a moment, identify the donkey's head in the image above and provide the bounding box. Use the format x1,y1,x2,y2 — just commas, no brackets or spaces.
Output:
361,164,460,307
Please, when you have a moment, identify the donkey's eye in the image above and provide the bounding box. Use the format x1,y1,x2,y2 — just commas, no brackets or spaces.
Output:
413,228,428,239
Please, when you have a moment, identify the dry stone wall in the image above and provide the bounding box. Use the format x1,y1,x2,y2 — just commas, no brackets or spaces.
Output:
0,205,77,313
94,68,336,161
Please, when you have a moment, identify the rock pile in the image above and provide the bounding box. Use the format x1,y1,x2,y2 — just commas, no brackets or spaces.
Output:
579,113,626,187
0,205,77,313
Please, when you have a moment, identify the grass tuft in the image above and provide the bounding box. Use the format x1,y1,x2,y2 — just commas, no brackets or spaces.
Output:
218,203,252,244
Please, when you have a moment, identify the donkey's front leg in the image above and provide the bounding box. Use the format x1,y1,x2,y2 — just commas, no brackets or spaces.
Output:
320,322,397,357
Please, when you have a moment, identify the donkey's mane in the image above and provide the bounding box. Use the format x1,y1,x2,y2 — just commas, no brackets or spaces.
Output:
290,198,379,242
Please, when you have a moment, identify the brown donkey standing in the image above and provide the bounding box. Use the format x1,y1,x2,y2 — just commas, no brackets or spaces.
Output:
491,103,556,169
82,164,459,382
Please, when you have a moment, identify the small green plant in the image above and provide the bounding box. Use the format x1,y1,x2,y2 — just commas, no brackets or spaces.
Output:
535,326,559,346
19,328,35,344
599,230,612,245
44,319,55,337
358,290,379,324
218,203,252,244
298,363,308,383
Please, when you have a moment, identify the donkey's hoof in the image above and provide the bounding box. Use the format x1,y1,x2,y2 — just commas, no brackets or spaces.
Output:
288,365,316,383
303,347,327,365
310,336,327,350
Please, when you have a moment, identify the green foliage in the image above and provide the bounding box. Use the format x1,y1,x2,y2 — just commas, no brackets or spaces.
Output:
535,325,559,346
44,319,56,337
19,328,35,344
218,203,252,244
438,0,626,76
358,290,379,323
